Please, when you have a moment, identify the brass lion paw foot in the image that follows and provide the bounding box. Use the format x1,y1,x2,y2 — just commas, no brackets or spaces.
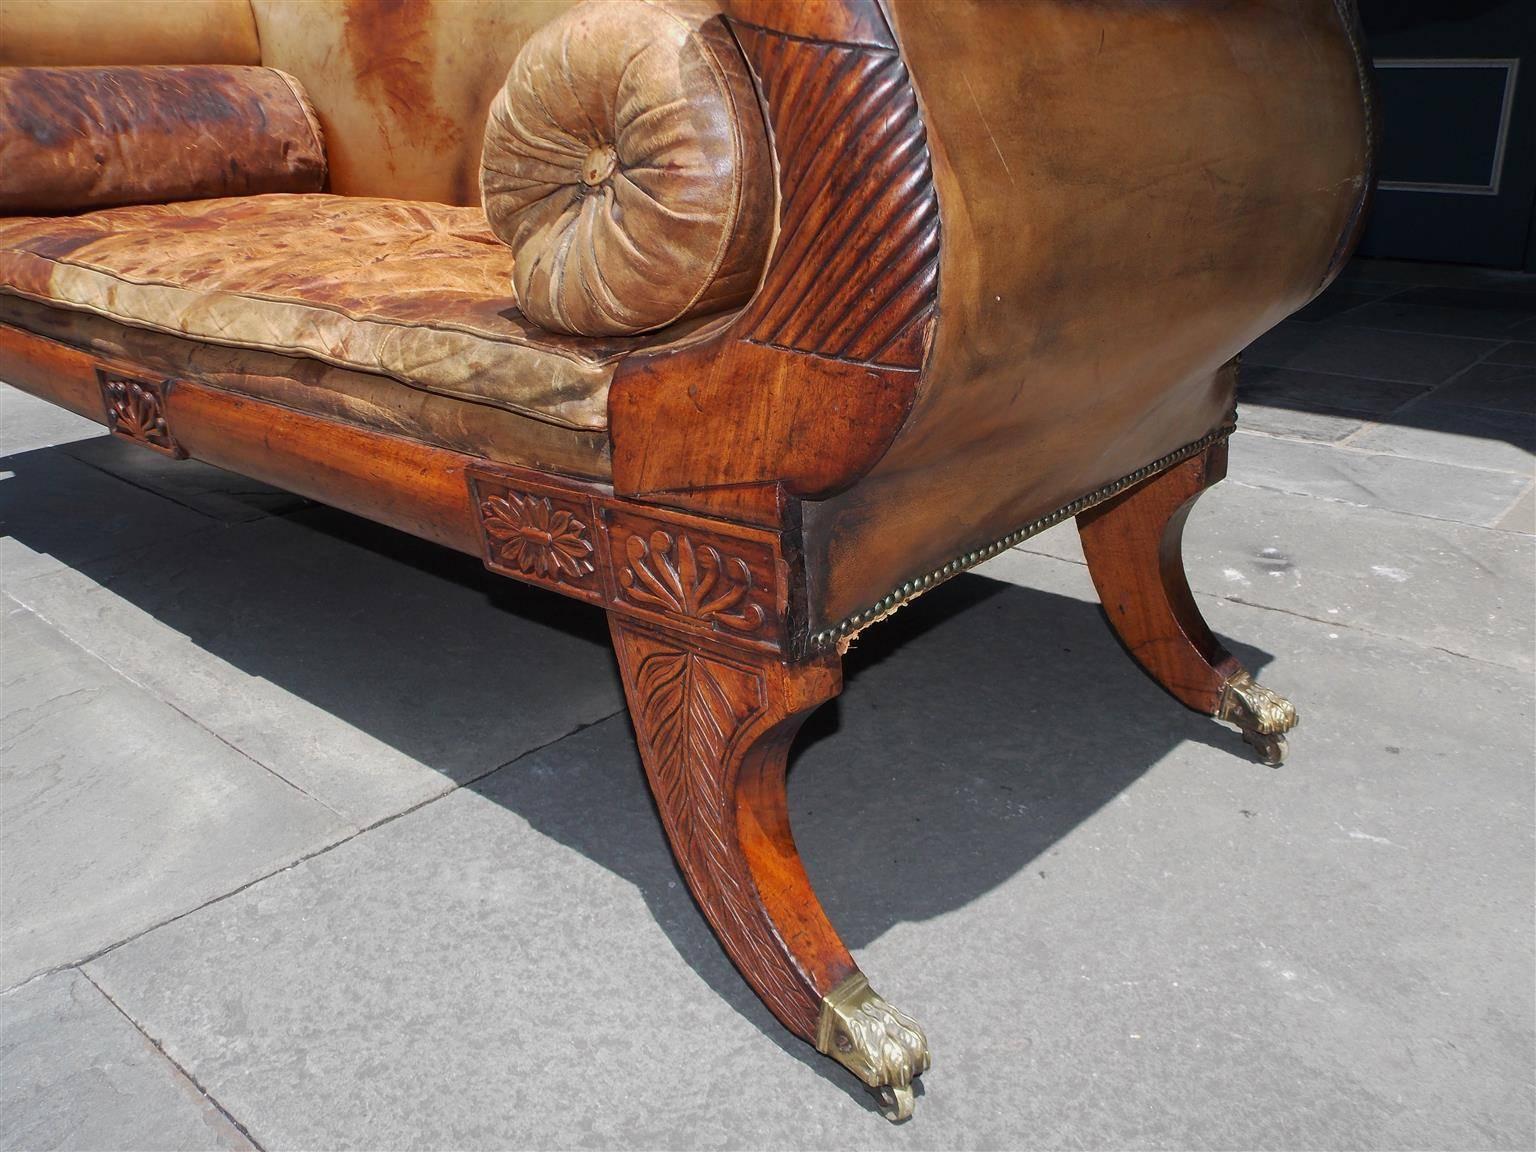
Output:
816,973,930,1122
1218,670,1298,766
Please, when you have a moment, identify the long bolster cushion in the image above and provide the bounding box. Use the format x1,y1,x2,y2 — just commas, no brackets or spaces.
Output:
0,65,327,214
480,0,773,337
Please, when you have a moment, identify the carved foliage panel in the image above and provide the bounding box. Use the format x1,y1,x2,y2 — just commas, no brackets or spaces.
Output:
466,465,787,650
96,368,185,458
614,623,816,1036
604,509,780,646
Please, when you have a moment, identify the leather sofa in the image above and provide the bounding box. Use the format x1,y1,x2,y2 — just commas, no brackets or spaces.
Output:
0,0,1372,1120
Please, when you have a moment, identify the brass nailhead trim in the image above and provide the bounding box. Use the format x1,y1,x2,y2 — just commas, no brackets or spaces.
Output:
807,423,1237,652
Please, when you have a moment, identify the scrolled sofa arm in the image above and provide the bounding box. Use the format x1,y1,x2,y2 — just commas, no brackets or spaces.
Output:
479,0,774,337
0,65,327,215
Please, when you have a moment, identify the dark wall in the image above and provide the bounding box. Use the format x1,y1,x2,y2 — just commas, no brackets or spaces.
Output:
1356,0,1535,269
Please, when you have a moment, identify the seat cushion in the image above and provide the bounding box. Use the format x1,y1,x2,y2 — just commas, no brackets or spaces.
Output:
0,194,659,430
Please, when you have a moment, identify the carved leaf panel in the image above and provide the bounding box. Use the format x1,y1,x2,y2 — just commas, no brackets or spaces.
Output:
620,626,814,1034
606,510,780,647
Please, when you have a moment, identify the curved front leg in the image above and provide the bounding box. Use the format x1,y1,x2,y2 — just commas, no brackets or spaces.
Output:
609,617,930,1119
1076,439,1299,765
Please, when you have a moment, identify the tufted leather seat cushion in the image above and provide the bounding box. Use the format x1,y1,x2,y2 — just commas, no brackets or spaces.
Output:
0,195,665,429
480,0,773,337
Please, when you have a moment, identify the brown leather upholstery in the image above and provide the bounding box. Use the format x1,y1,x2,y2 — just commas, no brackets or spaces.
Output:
481,0,773,336
0,195,649,428
0,0,261,67
248,0,580,206
800,0,1372,632
0,66,326,215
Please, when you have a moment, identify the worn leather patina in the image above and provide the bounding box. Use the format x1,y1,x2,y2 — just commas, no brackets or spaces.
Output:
799,0,1372,631
0,66,326,214
249,0,581,206
481,0,772,336
0,0,261,67
0,195,646,428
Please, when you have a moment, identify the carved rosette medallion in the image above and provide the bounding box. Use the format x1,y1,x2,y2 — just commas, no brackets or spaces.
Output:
480,490,596,583
97,371,185,458
467,471,604,602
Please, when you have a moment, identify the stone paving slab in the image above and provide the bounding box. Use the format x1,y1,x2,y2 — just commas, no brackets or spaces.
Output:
1488,341,1536,369
1010,482,1533,671
1335,259,1536,292
1431,360,1536,414
0,970,253,1151
0,449,216,586
1341,300,1535,341
1243,322,1500,387
1349,400,1535,474
81,578,1533,1150
1235,404,1366,444
59,436,309,524
0,602,350,988
3,507,626,828
1238,365,1430,419
1226,430,1530,527
0,388,103,457
1497,485,1535,533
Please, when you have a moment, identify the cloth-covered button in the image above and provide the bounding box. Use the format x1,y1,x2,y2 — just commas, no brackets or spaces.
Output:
580,144,618,187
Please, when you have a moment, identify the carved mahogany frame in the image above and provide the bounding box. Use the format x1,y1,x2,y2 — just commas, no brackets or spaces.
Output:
0,311,1300,1121
607,0,940,511
0,0,1331,1121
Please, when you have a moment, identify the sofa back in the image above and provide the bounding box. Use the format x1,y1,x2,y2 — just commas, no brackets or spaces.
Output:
0,0,580,206
0,0,259,66
249,0,580,205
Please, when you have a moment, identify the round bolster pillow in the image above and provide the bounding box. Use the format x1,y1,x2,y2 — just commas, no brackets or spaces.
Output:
480,0,774,337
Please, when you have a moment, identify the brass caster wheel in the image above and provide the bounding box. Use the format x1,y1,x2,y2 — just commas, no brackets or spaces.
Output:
1219,671,1297,767
817,973,930,1123
1242,727,1287,767
874,1083,916,1123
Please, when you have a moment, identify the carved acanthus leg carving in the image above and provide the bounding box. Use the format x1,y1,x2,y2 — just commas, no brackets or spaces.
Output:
1076,440,1299,765
609,617,930,1119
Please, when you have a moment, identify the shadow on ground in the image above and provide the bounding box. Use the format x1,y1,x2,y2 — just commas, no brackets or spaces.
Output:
1243,269,1535,451
1,434,1281,1106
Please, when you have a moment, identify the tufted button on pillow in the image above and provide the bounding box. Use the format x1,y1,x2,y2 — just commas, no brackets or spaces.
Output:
480,0,774,337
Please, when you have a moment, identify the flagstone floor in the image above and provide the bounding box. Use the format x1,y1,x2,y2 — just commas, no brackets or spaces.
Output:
2,258,1532,1150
